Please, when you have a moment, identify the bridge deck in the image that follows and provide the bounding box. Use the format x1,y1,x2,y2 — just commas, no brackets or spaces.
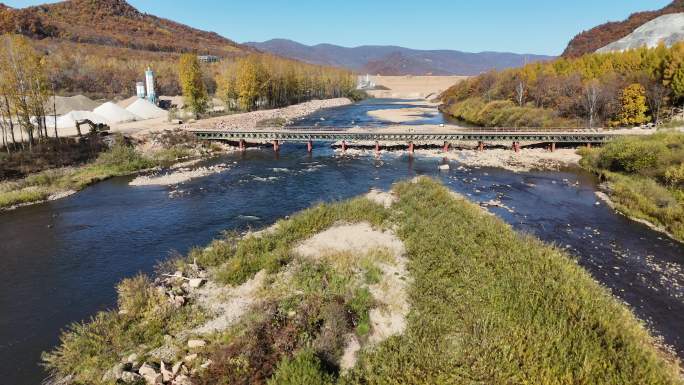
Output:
190,129,617,143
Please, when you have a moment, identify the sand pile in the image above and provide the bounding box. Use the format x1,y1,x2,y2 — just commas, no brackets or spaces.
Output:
94,102,139,124
116,96,139,109
46,95,100,115
126,99,168,120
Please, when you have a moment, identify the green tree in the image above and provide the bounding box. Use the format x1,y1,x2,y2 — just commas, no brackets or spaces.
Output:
616,83,649,126
178,53,208,119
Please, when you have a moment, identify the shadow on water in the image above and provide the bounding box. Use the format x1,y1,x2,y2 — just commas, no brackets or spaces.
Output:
1,112,683,384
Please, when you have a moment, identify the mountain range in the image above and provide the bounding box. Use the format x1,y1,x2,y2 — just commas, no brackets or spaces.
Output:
246,39,554,76
0,0,254,57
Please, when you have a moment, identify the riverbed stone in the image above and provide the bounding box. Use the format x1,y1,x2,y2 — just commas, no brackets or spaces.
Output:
121,371,143,383
187,339,206,348
101,363,125,382
172,374,192,385
189,278,205,288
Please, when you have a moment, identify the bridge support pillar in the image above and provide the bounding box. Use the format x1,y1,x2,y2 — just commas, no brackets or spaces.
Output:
443,141,450,153
307,140,313,153
513,141,520,153
478,141,484,152
587,142,592,149
375,141,380,155
341,140,347,152
273,140,280,152
239,139,246,152
550,142,556,152
408,141,415,155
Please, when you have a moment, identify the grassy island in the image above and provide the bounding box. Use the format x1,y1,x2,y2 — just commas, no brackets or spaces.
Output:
44,178,682,385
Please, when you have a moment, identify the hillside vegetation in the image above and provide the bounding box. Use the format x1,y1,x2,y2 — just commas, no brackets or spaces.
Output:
563,0,684,57
441,43,684,128
579,132,684,242
43,178,682,385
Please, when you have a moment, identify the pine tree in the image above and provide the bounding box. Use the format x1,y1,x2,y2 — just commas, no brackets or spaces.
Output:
178,53,208,119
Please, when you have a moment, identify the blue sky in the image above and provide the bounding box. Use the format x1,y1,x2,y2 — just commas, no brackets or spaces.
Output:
4,0,673,55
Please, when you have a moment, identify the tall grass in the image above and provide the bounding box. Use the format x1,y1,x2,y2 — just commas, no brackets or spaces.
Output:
580,132,684,241
0,142,188,210
344,178,681,384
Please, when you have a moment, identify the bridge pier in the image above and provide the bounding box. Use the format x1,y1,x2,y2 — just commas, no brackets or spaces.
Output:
307,140,313,153
587,142,592,149
478,141,484,152
443,141,450,153
375,141,380,155
341,140,347,152
512,141,520,153
550,142,556,152
408,141,415,155
239,139,246,152
273,140,280,152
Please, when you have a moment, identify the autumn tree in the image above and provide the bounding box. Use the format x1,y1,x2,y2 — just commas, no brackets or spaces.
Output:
178,53,208,119
616,84,648,126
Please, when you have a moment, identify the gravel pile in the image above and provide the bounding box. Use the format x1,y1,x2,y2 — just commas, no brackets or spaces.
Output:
126,98,169,120
94,102,140,123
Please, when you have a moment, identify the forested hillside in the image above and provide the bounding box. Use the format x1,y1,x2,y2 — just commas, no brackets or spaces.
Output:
563,0,684,57
0,0,250,55
441,43,684,128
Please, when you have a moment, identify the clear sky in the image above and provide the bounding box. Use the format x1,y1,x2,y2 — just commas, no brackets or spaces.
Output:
3,0,673,55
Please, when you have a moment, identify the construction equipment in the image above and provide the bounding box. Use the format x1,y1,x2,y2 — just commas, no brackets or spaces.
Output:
75,119,110,137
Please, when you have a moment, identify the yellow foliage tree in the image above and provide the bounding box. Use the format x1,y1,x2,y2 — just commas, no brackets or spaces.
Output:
616,83,648,127
178,53,208,119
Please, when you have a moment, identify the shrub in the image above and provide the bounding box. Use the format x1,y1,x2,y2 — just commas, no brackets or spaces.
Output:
267,350,333,385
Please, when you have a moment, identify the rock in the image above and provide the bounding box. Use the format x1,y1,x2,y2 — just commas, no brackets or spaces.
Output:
187,339,206,348
160,361,174,382
171,295,186,308
172,361,183,375
139,363,162,384
200,359,213,369
121,371,143,383
189,278,205,288
126,353,140,365
102,363,125,382
172,374,193,385
183,353,198,363
438,164,450,171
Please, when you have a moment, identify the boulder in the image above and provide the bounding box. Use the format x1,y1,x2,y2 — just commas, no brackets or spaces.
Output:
189,278,205,288
187,339,206,348
172,361,183,375
139,363,163,384
172,374,193,385
160,361,174,382
183,353,198,363
121,371,143,383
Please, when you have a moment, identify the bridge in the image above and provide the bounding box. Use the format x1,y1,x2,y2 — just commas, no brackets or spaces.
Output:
190,128,617,152
189,128,619,153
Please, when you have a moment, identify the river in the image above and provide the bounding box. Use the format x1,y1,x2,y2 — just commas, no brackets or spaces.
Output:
1,99,682,385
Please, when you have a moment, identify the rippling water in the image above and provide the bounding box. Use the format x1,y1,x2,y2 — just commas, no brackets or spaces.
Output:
1,101,682,385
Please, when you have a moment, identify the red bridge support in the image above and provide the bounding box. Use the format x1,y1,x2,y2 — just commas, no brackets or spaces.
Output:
273,140,280,152
443,141,450,153
239,139,246,152
341,140,347,152
550,142,556,152
512,141,520,153
307,140,313,153
375,141,380,155
408,141,415,155
478,141,484,152
587,143,592,149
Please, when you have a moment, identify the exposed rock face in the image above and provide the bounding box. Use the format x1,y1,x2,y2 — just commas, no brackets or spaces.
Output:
597,13,684,53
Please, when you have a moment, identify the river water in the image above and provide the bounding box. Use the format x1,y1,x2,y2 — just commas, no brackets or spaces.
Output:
1,100,682,385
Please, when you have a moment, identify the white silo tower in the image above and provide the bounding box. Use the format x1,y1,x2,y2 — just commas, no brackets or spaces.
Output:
136,82,146,99
145,67,157,104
